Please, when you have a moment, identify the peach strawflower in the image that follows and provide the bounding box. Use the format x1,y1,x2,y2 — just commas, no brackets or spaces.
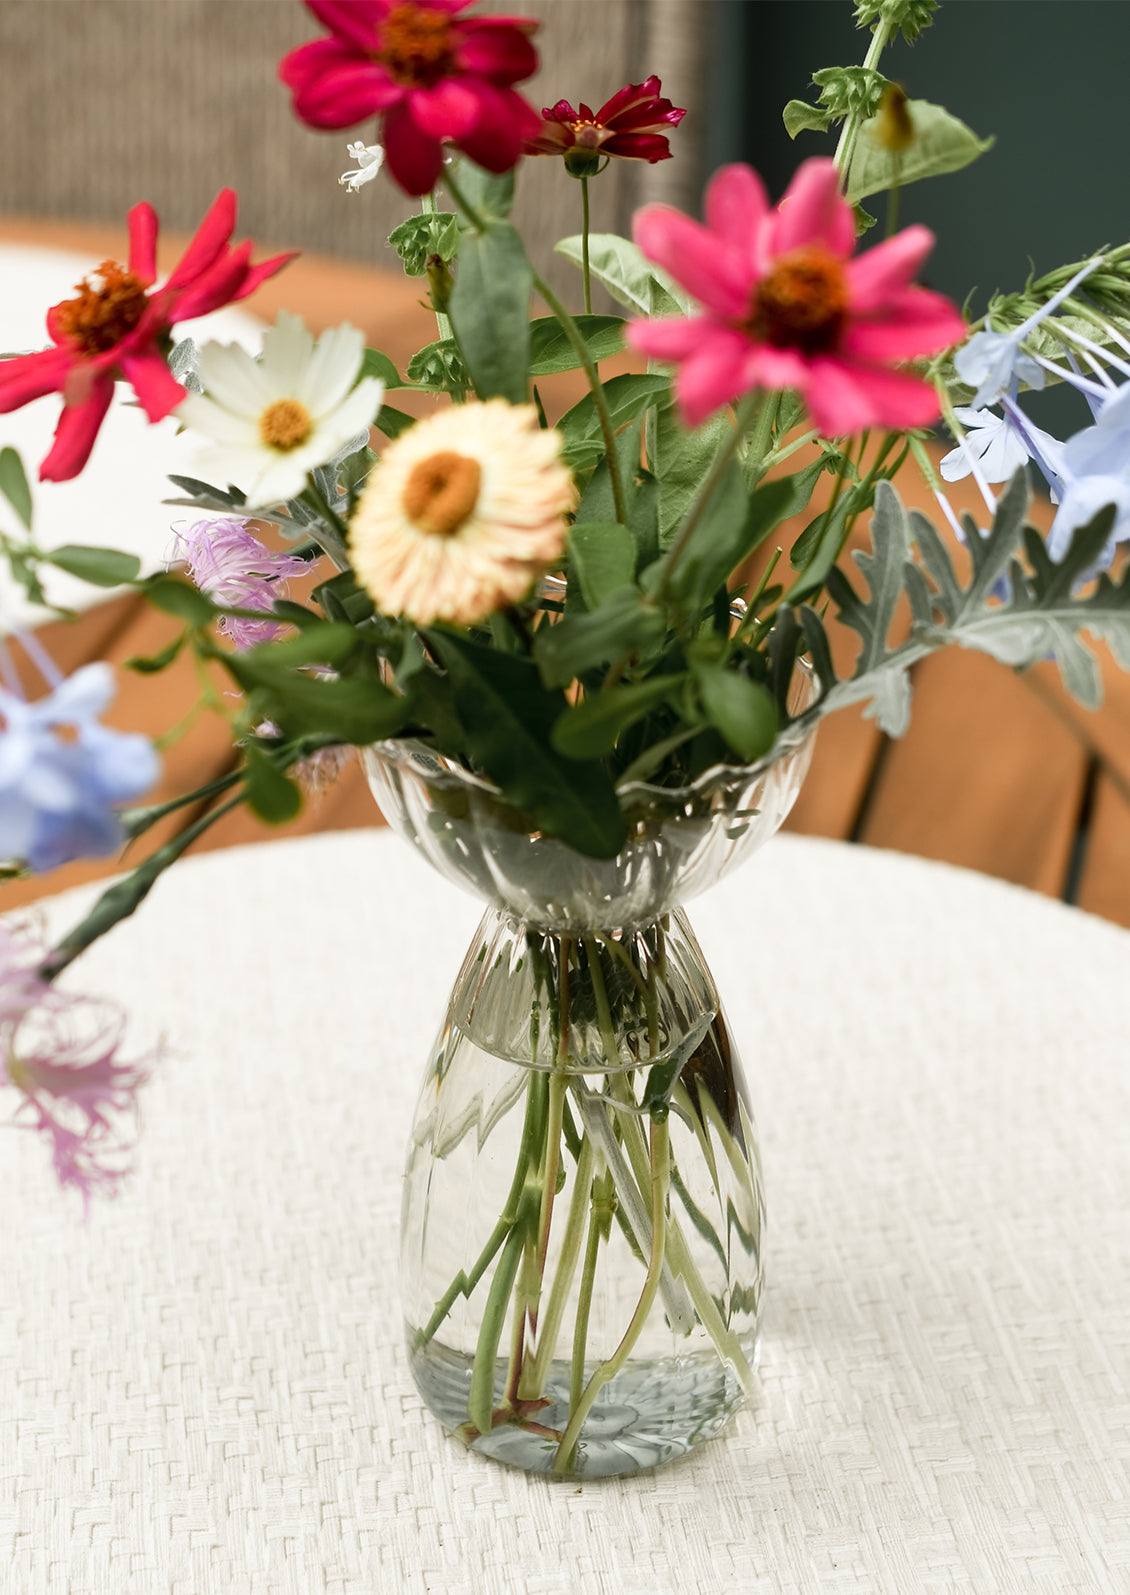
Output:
349,400,572,626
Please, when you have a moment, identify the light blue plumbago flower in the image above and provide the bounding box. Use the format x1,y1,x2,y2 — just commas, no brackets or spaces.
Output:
0,662,159,873
955,258,1100,409
172,517,308,650
940,404,1063,486
1045,381,1130,565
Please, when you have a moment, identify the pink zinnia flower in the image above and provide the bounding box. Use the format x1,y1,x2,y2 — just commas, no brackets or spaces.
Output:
172,518,309,650
526,76,686,170
628,158,966,436
0,922,153,1212
279,0,541,196
0,191,294,482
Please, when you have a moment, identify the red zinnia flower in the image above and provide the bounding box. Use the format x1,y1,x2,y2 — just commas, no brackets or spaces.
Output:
279,0,541,196
526,76,686,171
628,158,966,436
0,191,293,483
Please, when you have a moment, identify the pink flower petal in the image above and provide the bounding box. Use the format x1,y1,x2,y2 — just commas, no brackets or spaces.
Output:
673,328,753,428
306,0,386,52
0,348,73,411
127,202,158,286
846,225,936,312
456,84,539,172
633,205,750,319
39,376,115,482
234,250,301,303
454,17,539,84
626,315,707,361
769,157,854,259
743,345,809,391
291,57,402,128
843,289,966,364
543,98,579,121
704,164,769,278
171,241,255,322
803,356,943,437
603,133,674,163
119,350,185,422
164,189,236,292
383,100,446,195
409,78,482,140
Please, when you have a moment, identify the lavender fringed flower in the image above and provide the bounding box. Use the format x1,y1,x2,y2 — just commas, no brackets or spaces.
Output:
0,662,159,873
0,921,153,1211
172,517,308,649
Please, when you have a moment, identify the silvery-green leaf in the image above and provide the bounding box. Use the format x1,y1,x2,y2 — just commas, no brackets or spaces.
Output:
846,99,993,204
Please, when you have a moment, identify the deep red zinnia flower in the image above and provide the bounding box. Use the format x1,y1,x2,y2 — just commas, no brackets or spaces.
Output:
526,76,686,170
628,158,966,436
0,191,293,483
279,0,541,196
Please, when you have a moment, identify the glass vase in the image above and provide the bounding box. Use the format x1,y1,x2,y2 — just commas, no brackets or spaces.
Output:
362,692,815,1478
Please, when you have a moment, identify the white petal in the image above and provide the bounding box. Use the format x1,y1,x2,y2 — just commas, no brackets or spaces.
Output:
196,341,274,415
260,312,316,396
299,323,365,415
176,392,260,447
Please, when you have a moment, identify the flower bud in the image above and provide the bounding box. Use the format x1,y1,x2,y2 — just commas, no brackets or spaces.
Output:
563,145,605,179
876,83,914,153
426,254,454,314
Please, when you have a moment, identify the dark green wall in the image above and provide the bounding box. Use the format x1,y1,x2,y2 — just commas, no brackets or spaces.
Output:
707,1,1130,436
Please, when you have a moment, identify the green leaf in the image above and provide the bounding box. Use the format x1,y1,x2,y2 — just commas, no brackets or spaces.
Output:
144,576,216,625
846,99,993,204
427,629,626,858
233,622,360,671
649,398,733,545
6,547,47,608
568,521,638,610
388,212,460,275
783,99,833,139
534,587,667,689
550,676,682,760
229,661,408,744
373,404,416,441
448,221,532,404
0,447,32,529
405,339,467,391
243,742,302,824
44,543,142,587
692,661,778,762
164,474,247,513
359,348,404,388
555,234,696,317
448,156,514,221
656,463,799,613
557,374,669,470
529,316,625,376
314,569,377,626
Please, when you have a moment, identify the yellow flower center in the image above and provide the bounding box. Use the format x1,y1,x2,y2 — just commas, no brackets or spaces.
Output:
403,450,481,536
749,245,849,356
52,260,150,355
259,398,313,451
378,3,455,86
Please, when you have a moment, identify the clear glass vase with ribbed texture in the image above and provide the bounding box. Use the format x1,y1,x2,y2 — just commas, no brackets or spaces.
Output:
362,703,815,1478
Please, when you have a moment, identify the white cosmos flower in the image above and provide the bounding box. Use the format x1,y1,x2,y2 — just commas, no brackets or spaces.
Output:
339,142,384,191
175,312,384,508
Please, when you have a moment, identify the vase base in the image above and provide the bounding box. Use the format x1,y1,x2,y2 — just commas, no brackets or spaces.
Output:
410,1334,758,1478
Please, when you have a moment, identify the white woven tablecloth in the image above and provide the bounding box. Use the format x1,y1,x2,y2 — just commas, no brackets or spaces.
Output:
2,829,1128,1594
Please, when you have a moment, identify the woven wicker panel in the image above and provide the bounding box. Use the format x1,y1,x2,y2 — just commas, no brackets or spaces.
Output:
2,830,1128,1592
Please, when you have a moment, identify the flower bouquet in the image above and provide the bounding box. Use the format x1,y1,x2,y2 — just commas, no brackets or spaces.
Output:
4,0,1130,1477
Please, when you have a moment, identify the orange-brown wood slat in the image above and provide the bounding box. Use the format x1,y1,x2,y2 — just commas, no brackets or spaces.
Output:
1076,771,1130,928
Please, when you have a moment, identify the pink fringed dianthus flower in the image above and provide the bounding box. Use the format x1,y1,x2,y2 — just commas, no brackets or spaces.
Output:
0,922,153,1212
279,0,541,196
628,158,965,436
0,191,293,482
172,518,309,650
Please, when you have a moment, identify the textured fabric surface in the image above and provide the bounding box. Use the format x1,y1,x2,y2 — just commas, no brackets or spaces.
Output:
2,829,1129,1593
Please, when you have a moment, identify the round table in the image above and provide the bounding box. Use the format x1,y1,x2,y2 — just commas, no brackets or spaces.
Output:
3,830,1128,1593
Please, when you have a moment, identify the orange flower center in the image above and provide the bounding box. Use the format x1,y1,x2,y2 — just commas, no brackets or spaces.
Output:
569,120,606,149
403,450,482,536
52,260,150,355
749,245,849,356
378,3,455,86
259,398,313,451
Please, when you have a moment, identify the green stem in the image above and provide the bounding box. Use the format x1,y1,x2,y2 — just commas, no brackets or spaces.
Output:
40,792,246,982
518,1133,596,1401
444,166,627,526
832,17,893,182
581,175,593,316
298,485,351,570
554,1115,671,1473
570,1162,615,1416
420,190,454,342
468,1205,531,1435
